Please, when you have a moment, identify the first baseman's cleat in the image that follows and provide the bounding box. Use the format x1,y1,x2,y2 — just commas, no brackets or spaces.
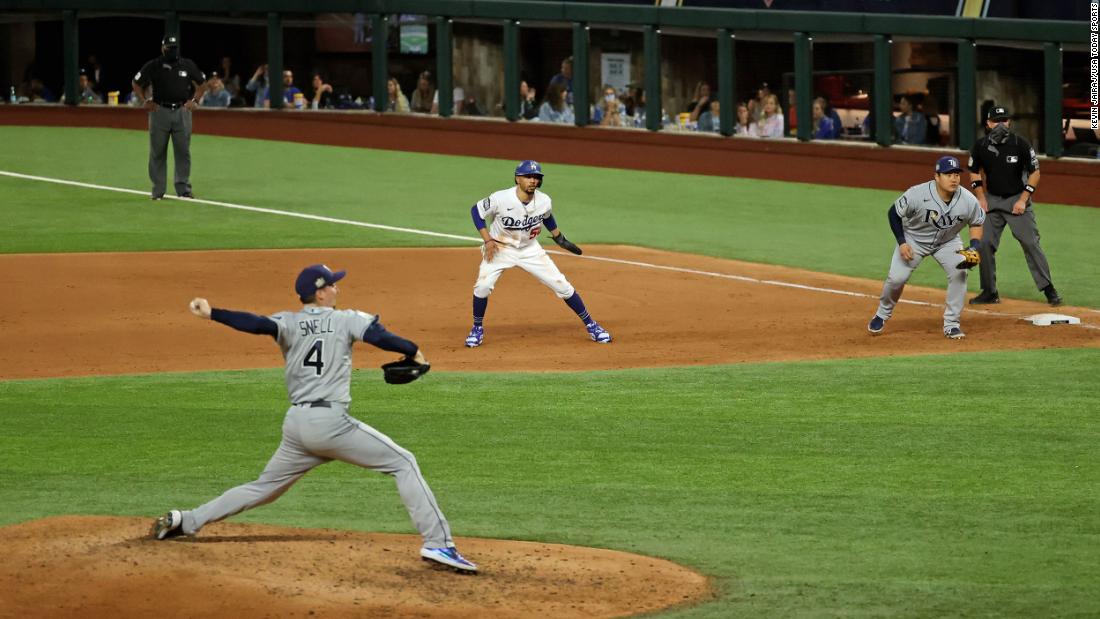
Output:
867,315,885,335
969,290,1000,305
178,192,194,199
585,322,612,343
420,546,478,573
152,509,185,540
1044,286,1063,307
944,327,966,340
464,325,484,348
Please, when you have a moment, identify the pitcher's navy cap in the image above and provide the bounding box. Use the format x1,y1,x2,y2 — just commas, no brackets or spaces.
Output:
935,156,963,174
987,106,1009,121
295,264,346,300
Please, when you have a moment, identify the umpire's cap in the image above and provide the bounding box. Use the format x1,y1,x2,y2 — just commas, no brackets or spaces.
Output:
987,106,1010,121
935,155,963,174
162,34,179,48
295,264,346,301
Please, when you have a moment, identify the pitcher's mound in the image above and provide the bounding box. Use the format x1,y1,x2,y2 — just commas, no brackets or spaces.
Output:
0,516,711,618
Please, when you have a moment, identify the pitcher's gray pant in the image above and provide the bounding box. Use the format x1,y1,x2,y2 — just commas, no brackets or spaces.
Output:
977,193,1053,293
875,239,968,333
180,403,454,548
148,106,193,198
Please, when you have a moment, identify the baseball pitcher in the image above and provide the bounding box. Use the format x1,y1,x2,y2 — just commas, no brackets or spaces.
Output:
463,160,611,348
868,156,985,339
151,264,477,573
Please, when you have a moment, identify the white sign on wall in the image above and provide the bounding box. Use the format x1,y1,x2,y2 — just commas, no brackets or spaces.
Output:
600,53,631,93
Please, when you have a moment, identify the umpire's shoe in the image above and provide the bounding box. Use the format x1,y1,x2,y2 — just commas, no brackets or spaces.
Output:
1044,285,1063,307
969,290,1000,305
421,546,478,573
867,315,886,335
152,509,186,540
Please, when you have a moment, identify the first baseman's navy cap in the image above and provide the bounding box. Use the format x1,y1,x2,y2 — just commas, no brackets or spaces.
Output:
987,106,1009,121
162,34,179,47
515,160,543,177
295,264,346,300
935,155,963,174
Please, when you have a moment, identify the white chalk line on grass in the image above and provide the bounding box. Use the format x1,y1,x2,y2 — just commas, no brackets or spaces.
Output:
4,169,1097,330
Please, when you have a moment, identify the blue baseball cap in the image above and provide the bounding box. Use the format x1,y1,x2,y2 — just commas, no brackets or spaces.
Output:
935,155,963,174
295,264,346,300
514,160,543,177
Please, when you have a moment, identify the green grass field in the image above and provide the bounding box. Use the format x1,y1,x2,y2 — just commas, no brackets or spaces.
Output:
2,125,1099,617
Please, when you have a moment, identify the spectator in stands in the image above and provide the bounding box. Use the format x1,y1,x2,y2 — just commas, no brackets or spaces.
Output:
538,81,574,124
411,71,435,113
431,87,465,115
459,90,485,116
219,56,242,100
922,96,942,145
625,86,646,128
751,93,783,138
27,78,55,103
686,81,713,122
752,82,772,122
310,74,334,110
518,80,539,120
77,68,102,104
83,54,105,92
547,56,574,105
592,85,626,126
811,97,838,139
200,72,231,108
385,77,409,113
264,69,303,108
734,102,752,135
696,98,721,133
893,95,927,144
245,64,269,108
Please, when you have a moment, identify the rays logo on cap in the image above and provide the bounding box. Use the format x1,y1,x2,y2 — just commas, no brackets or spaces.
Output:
947,158,957,168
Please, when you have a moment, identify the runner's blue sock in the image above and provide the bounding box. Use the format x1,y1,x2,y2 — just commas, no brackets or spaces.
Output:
473,296,488,326
564,292,593,325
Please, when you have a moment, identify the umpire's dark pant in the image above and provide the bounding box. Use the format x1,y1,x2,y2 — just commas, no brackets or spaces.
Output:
977,192,1054,294
148,105,192,197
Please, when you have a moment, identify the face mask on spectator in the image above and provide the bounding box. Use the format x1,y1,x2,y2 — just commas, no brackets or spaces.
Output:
604,94,616,103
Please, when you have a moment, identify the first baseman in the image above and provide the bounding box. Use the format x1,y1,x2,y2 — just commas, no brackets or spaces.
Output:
152,264,477,573
464,160,611,347
868,156,985,339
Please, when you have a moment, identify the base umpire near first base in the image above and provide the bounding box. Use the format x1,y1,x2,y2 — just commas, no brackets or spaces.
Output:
966,105,1062,306
132,35,206,200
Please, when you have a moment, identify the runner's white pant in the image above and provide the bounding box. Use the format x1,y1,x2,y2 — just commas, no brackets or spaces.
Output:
875,239,968,332
473,242,575,299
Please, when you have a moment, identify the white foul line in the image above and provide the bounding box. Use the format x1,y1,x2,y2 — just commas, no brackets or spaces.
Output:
3,169,1096,329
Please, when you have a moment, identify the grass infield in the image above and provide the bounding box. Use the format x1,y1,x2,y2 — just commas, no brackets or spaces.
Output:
1,349,1098,617
2,126,1097,307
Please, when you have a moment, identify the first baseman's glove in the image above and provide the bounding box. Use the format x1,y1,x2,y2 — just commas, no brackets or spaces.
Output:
381,357,431,384
955,248,981,270
552,233,582,255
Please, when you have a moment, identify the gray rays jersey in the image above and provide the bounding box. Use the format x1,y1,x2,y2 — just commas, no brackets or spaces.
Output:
893,181,985,253
476,187,552,249
269,306,376,404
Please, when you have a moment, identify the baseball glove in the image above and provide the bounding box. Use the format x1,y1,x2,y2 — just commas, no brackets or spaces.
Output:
955,247,981,270
381,357,431,384
552,233,582,255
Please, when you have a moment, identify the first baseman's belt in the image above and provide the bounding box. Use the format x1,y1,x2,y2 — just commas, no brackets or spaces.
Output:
156,101,186,109
295,400,331,408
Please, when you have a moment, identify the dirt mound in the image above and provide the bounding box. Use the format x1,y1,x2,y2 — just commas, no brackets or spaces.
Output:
0,516,711,618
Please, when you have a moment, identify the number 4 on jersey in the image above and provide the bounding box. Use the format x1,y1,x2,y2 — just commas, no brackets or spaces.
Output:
303,339,325,375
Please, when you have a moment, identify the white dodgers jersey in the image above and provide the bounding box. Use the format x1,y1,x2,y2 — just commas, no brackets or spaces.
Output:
475,187,553,249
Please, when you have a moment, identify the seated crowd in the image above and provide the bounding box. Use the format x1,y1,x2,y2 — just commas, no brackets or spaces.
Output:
13,52,947,146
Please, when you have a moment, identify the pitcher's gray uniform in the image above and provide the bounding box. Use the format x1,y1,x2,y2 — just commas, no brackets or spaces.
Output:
152,264,477,572
871,158,985,337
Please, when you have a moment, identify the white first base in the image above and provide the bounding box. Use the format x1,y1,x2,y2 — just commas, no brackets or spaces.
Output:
1021,313,1081,326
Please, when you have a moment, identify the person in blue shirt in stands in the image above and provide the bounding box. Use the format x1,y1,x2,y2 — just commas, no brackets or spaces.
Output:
893,95,927,144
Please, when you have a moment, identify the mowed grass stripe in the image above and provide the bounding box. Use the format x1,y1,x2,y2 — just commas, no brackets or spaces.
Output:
2,126,1097,307
2,348,1098,617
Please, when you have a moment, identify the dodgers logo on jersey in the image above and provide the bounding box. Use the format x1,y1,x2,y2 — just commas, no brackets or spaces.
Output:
499,215,542,230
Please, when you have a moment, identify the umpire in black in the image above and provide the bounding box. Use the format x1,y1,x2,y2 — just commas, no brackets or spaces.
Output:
132,35,206,200
967,106,1062,306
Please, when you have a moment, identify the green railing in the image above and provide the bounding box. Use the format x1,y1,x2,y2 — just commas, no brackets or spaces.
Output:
14,0,1088,156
